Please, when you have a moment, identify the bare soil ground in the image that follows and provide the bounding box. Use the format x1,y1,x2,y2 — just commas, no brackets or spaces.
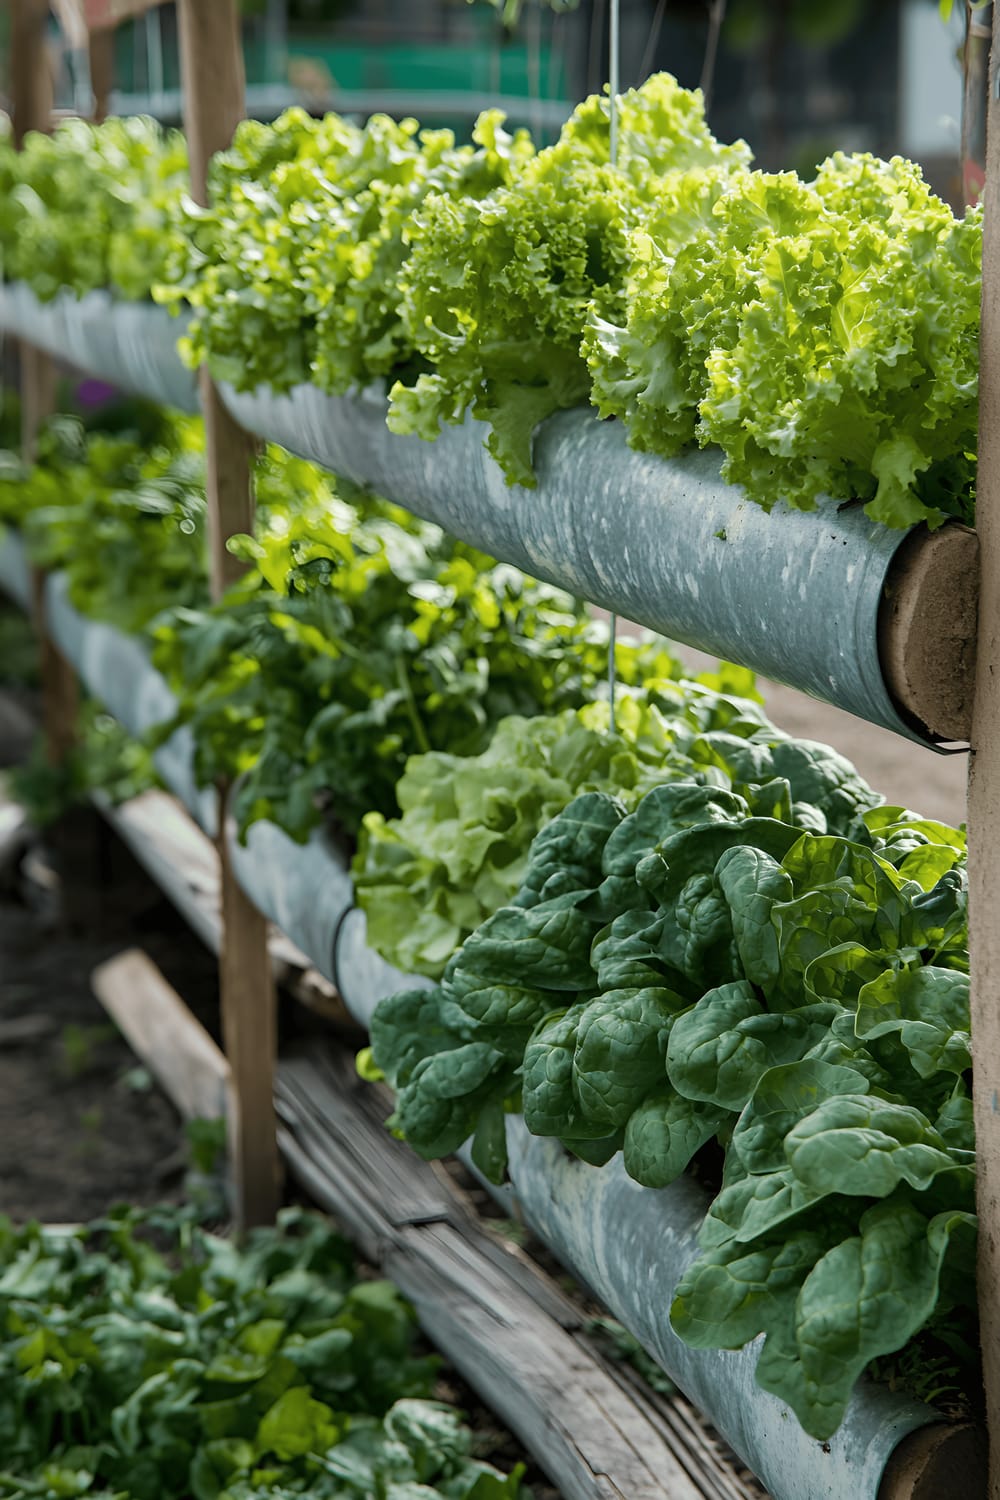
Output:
0,807,221,1224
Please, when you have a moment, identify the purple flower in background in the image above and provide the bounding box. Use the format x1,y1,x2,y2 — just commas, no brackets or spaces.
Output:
75,378,119,408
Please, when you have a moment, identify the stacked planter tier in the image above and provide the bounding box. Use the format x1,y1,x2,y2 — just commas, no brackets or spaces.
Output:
0,284,198,414
1,269,983,1494
219,379,939,746
0,528,962,1500
0,282,965,745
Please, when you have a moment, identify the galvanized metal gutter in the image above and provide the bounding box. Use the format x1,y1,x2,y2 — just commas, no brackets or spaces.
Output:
0,529,957,1499
0,527,32,612
0,284,974,745
42,571,217,831
0,284,198,413
217,380,942,748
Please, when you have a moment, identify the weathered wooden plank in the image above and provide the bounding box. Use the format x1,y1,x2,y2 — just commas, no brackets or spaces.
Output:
275,1044,766,1500
175,0,278,1230
95,789,222,952
586,1347,764,1500
92,947,230,1121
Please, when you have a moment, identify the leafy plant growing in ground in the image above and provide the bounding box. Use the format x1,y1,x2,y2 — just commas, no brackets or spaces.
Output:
369,765,977,1440
0,1205,526,1500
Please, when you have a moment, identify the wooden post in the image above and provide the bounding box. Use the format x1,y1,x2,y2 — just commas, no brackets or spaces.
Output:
88,26,115,122
10,0,52,150
968,7,1000,1496
177,0,281,1228
11,0,80,777
19,346,57,460
199,367,258,598
176,0,245,204
11,0,56,458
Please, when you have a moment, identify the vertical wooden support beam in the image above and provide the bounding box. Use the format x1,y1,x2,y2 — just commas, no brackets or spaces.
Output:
216,828,281,1227
29,570,79,767
10,0,53,150
199,367,258,598
11,0,56,458
969,8,1000,1495
19,346,57,459
176,0,246,204
12,0,80,775
88,26,116,122
177,0,281,1229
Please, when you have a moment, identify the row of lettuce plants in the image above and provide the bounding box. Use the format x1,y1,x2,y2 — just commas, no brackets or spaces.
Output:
0,74,980,528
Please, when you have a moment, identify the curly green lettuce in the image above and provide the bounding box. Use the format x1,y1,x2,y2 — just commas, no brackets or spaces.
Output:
0,115,187,302
353,676,768,979
161,106,532,396
389,73,750,484
586,153,980,528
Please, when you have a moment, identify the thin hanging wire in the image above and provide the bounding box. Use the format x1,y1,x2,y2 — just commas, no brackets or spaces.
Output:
699,0,727,110
639,0,667,85
607,0,620,732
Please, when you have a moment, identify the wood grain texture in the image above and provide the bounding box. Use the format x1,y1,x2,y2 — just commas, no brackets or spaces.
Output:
969,8,1000,1496
176,0,278,1229
276,1044,767,1500
200,371,257,599
217,804,282,1229
10,0,52,148
29,566,78,769
92,947,230,1121
19,346,56,461
878,523,979,742
176,0,246,204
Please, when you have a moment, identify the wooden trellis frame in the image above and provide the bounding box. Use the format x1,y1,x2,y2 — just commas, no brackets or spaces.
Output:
10,1,80,785
174,0,281,1230
8,3,1000,1491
